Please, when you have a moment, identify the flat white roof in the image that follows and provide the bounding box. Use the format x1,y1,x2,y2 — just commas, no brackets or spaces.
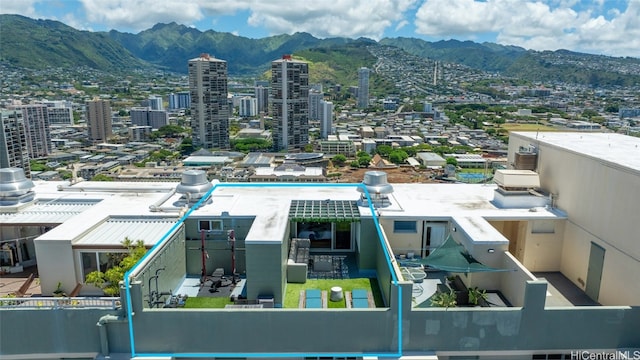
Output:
17,180,566,247
513,132,640,173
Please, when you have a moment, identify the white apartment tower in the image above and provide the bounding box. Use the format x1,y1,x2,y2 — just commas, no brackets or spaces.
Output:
319,100,334,139
254,80,269,114
239,97,258,118
188,53,230,150
87,99,112,142
147,95,164,111
271,55,309,152
357,67,370,109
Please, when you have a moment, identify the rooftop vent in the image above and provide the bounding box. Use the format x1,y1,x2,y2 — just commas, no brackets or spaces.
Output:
0,168,35,206
176,170,213,206
357,171,393,208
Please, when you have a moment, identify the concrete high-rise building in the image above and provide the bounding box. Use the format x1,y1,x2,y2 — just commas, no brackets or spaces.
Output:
129,126,152,142
147,95,164,111
46,107,73,126
86,99,112,142
254,85,269,114
0,110,30,177
168,92,191,110
130,107,169,130
188,53,230,150
271,54,309,152
357,67,370,109
308,90,323,121
14,104,51,158
319,100,334,139
41,100,74,126
239,97,258,118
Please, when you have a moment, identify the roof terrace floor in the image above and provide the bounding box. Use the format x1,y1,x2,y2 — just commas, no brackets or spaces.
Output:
535,271,600,307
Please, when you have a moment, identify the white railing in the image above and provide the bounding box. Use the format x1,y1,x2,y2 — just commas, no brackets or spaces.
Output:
0,297,121,310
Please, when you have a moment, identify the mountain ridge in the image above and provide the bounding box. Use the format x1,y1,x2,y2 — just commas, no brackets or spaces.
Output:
1,14,638,87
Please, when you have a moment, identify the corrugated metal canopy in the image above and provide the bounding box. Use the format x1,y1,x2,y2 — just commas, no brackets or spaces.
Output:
289,200,360,223
74,218,179,247
0,199,100,224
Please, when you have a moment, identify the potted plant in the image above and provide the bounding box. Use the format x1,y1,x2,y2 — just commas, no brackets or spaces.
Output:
53,282,67,297
430,289,457,309
468,287,488,306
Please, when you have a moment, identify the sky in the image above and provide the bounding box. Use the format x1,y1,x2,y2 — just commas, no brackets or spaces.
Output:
2,0,639,58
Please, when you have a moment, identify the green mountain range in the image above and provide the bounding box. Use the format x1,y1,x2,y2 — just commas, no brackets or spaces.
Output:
2,14,639,87
0,15,145,71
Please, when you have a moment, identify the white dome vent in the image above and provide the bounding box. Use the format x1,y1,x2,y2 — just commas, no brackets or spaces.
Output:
357,171,394,208
0,168,35,206
175,170,213,206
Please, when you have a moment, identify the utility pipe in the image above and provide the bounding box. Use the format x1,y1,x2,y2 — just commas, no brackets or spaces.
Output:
96,313,127,356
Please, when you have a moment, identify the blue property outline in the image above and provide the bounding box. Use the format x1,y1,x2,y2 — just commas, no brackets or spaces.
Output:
124,182,403,358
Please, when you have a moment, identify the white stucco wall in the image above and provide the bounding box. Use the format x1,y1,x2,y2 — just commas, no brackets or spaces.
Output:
509,132,640,305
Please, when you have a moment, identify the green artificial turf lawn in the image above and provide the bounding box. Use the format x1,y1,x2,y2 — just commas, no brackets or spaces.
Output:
283,277,383,308
181,278,384,309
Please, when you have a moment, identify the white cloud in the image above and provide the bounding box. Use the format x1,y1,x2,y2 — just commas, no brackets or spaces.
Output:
0,0,38,16
73,0,416,39
79,0,206,31
395,20,409,31
414,0,640,57
244,0,418,40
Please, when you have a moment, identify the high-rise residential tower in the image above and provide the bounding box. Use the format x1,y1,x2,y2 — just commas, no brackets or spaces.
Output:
308,89,323,121
147,95,164,111
357,67,370,109
0,110,30,177
14,104,51,158
254,81,269,114
168,92,191,110
87,99,112,143
271,55,309,152
319,100,334,139
188,53,230,150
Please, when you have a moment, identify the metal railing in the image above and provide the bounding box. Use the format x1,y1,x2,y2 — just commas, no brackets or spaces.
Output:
0,297,121,310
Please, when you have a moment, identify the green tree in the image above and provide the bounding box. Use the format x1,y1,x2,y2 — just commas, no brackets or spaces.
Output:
358,155,371,167
85,238,147,296
179,137,194,155
582,109,599,119
604,103,619,113
446,157,458,167
389,149,409,164
91,174,113,181
376,145,392,157
30,160,48,172
332,154,347,167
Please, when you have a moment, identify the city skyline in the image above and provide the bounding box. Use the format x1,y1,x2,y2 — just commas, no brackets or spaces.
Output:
1,0,639,58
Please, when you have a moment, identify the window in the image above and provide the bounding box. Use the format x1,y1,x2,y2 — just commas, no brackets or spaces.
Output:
394,221,417,233
81,251,127,280
198,220,223,232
